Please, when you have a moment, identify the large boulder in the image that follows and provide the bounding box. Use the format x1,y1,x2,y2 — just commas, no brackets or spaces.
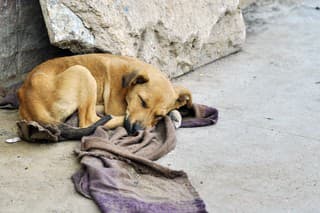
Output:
0,0,68,81
39,0,246,77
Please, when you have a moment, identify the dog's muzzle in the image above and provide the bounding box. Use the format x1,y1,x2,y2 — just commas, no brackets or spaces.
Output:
124,116,143,135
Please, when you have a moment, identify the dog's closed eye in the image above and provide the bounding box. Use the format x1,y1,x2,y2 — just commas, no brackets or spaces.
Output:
138,95,148,108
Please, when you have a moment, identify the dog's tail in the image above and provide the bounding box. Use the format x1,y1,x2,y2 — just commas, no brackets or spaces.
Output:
58,115,112,140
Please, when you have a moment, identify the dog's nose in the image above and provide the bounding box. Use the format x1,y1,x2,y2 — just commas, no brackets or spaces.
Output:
132,122,143,133
124,118,143,135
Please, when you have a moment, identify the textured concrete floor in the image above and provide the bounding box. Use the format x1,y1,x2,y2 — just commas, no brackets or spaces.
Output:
1,1,319,212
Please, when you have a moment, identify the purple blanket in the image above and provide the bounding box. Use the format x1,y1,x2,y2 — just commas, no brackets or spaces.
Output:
72,116,209,213
70,105,217,213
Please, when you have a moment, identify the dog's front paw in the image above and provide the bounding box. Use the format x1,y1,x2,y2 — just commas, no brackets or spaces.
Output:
168,110,182,129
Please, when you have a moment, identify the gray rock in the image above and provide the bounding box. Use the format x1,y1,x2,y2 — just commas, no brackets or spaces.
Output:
0,0,69,81
39,0,246,77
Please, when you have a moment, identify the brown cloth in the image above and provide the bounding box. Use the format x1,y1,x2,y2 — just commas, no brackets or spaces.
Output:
72,116,207,213
180,104,218,128
16,121,62,142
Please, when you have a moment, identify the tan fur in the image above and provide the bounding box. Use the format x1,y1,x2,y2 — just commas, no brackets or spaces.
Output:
18,54,192,130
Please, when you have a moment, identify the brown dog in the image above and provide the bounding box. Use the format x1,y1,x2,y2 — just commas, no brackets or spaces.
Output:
18,54,192,135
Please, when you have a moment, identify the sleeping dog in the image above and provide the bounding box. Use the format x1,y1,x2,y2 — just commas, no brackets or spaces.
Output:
18,54,192,137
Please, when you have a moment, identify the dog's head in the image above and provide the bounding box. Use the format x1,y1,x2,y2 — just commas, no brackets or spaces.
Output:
122,69,192,134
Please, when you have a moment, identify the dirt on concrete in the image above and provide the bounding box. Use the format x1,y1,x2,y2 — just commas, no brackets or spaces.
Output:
1,0,320,212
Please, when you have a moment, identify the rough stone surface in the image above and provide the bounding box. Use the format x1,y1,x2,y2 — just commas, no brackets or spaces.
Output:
0,0,69,81
39,0,246,77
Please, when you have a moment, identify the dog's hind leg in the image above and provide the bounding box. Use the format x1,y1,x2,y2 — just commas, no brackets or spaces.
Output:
53,65,100,128
18,71,59,124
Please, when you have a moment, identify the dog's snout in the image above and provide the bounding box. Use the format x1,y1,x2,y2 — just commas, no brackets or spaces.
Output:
124,117,143,135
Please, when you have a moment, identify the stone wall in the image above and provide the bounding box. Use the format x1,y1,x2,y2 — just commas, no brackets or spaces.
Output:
0,1,247,80
0,0,69,81
39,0,246,78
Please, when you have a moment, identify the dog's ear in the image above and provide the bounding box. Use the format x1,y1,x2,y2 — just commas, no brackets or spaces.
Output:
174,86,192,108
122,70,149,88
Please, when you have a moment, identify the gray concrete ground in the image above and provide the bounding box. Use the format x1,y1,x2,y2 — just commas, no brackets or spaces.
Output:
1,1,320,212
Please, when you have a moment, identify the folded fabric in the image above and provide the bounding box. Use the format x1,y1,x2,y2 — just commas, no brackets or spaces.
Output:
180,104,218,128
72,117,208,213
16,120,62,142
